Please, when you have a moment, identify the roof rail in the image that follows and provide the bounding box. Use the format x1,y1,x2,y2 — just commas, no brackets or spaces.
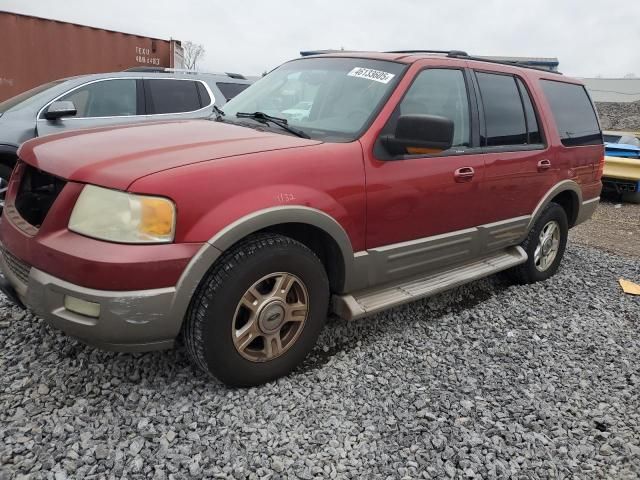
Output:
386,49,469,57
124,66,168,73
448,53,563,74
385,51,562,74
123,67,247,79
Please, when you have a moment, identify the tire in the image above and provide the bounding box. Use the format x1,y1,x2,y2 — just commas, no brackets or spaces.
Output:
0,163,13,210
183,233,329,387
509,202,568,284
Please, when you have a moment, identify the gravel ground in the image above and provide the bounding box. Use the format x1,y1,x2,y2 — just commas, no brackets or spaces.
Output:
1,243,639,479
570,200,640,259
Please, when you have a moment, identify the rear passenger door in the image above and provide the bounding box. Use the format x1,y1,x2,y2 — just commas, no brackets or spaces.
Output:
473,71,551,228
143,78,214,119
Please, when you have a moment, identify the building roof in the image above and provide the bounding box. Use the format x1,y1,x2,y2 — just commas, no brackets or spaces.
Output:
0,9,174,42
582,78,640,103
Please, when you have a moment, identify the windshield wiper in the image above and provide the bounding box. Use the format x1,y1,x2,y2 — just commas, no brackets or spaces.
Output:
212,104,226,121
236,111,310,139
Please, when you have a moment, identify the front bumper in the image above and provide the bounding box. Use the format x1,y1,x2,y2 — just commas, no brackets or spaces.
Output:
0,248,179,352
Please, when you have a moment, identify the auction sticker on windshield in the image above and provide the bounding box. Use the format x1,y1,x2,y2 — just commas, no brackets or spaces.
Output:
348,67,395,84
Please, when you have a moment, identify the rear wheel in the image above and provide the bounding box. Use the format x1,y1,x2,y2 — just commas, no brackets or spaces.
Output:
183,233,329,387
509,202,568,284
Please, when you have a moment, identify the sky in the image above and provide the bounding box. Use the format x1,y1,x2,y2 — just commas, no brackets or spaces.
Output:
2,0,639,78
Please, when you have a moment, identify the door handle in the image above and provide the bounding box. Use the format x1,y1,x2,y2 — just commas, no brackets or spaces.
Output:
537,159,552,172
454,166,475,182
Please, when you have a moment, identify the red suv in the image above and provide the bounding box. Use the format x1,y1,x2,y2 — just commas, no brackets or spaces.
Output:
0,51,603,386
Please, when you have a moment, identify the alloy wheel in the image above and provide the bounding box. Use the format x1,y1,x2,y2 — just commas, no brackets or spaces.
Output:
232,272,309,362
533,220,560,272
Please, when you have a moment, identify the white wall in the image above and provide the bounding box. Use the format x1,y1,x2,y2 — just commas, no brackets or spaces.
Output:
582,78,640,103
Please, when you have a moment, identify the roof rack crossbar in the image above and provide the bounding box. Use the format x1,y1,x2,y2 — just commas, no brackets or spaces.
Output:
386,49,469,57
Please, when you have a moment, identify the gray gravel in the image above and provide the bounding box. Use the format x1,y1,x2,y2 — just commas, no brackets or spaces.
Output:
596,100,640,131
1,245,640,479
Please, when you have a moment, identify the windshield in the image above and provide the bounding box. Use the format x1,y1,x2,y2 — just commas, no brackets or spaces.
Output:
222,57,406,141
0,80,65,114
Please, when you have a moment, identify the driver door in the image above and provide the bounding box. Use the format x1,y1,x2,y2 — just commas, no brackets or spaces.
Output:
363,67,488,281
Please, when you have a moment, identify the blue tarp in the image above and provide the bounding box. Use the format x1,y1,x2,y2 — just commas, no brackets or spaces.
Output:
605,142,640,159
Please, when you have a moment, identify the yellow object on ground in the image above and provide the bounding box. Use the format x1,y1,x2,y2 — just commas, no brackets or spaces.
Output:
604,156,640,181
619,279,640,295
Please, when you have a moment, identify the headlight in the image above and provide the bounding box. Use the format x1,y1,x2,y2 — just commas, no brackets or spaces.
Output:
69,185,176,243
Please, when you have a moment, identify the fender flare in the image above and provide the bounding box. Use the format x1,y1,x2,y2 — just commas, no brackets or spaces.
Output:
526,180,582,231
167,206,357,331
208,206,354,257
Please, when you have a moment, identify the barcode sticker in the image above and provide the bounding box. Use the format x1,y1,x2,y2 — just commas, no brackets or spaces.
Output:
347,67,395,84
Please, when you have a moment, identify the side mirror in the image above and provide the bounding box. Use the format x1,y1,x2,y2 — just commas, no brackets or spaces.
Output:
382,114,454,155
44,100,77,120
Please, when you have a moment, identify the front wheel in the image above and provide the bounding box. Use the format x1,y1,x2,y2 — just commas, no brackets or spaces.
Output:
509,202,568,284
183,233,329,387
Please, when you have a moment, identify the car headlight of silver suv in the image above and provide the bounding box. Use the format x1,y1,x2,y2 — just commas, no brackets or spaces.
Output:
69,185,176,243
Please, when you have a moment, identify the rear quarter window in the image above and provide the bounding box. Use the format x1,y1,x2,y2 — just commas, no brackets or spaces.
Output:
540,80,602,147
216,82,250,101
146,79,202,114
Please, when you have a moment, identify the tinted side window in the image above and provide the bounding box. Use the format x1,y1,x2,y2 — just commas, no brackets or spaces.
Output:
196,82,211,106
516,78,542,144
216,82,250,101
540,80,602,146
147,79,201,114
397,69,470,148
476,72,527,146
58,79,137,118
602,134,621,143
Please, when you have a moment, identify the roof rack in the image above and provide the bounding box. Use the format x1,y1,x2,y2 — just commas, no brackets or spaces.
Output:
386,49,469,57
385,50,562,74
452,54,563,74
123,67,247,79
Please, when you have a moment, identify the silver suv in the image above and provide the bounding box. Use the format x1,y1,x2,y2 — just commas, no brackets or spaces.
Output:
0,69,252,205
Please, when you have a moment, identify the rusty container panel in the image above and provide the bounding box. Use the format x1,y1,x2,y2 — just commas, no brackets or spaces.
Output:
0,11,176,101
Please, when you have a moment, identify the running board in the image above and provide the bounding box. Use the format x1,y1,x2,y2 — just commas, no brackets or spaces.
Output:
332,246,527,320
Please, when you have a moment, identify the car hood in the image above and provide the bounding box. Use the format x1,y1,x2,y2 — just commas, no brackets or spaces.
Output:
18,119,322,190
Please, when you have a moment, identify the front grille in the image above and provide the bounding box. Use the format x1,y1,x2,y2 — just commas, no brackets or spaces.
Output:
15,163,66,229
1,247,31,285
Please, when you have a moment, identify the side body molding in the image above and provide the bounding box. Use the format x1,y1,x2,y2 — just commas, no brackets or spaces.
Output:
166,181,594,336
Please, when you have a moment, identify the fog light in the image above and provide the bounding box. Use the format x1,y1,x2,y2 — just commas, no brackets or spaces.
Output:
64,295,100,318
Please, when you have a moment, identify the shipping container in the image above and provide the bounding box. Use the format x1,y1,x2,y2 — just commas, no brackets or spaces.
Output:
0,11,184,101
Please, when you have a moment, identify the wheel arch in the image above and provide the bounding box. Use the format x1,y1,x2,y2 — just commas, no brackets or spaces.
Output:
528,180,582,230
169,206,357,333
208,206,355,293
